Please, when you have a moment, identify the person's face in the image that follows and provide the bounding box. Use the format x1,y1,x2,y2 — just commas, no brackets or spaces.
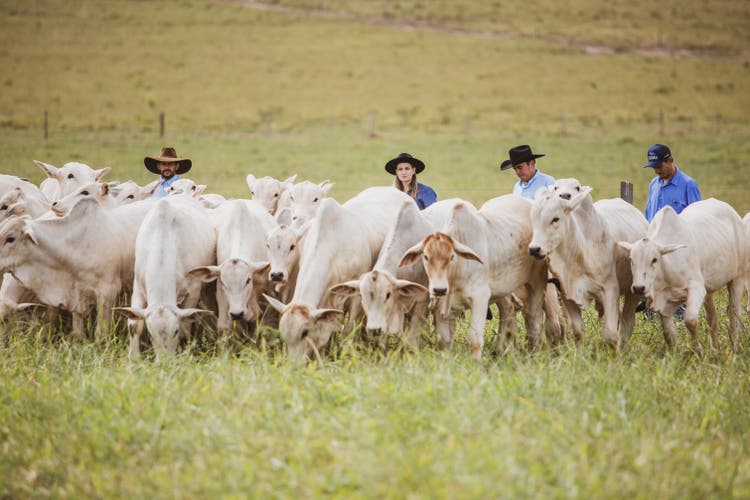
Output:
157,161,178,179
396,162,415,184
652,158,675,181
513,160,536,183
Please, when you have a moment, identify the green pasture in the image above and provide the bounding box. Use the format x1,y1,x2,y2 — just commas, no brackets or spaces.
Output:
1,0,750,497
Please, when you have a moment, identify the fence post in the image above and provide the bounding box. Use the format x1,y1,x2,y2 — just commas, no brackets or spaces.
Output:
159,111,165,138
464,114,471,135
44,110,48,141
620,181,633,204
560,114,567,136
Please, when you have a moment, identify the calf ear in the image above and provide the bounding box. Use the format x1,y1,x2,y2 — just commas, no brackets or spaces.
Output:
395,280,429,298
246,174,257,193
617,241,633,253
194,184,207,196
251,261,271,283
16,302,45,311
319,180,334,195
5,203,26,218
312,308,344,323
177,308,214,320
453,240,484,264
94,167,111,181
329,280,361,297
34,160,60,179
114,306,146,321
188,266,220,283
657,243,687,255
398,241,424,267
22,225,38,245
283,174,297,186
275,207,292,226
99,183,110,197
263,293,287,314
564,187,591,213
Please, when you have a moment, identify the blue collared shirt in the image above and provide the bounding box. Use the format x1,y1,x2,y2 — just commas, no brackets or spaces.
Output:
148,175,181,199
415,182,437,210
644,167,701,222
512,170,556,200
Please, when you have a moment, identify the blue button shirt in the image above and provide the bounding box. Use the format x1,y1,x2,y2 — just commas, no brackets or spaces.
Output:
512,170,556,200
644,167,701,222
148,175,181,199
415,183,437,210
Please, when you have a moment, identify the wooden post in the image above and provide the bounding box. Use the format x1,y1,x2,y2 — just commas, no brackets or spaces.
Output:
715,113,721,134
159,111,165,138
620,181,633,204
561,114,567,136
264,114,272,136
464,114,471,135
44,110,48,141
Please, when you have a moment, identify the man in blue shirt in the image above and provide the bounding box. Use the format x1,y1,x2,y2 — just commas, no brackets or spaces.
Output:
643,144,701,222
144,146,192,198
500,144,555,200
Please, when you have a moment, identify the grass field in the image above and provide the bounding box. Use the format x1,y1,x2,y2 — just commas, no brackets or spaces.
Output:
1,0,750,497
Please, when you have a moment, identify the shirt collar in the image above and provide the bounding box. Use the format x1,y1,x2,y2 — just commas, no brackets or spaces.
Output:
522,170,540,187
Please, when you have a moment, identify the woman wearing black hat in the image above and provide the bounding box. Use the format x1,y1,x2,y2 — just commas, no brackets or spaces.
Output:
384,153,437,210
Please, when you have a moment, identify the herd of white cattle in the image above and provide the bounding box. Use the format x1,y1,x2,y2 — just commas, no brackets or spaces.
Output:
1,161,749,361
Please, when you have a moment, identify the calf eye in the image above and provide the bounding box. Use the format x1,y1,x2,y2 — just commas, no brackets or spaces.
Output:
81,190,89,195
126,194,135,199
274,193,279,198
423,255,429,261
246,278,252,285
191,186,196,191
551,217,560,224
651,258,657,264
290,244,295,251
301,329,309,339
0,205,7,210
313,197,318,202
575,186,580,191
5,236,15,244
67,173,74,179
385,292,391,300
289,196,294,201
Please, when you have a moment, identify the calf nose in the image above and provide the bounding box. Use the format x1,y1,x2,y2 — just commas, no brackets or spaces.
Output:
51,201,58,207
529,246,544,259
559,193,571,200
270,272,284,282
432,287,447,296
632,285,645,295
230,312,243,321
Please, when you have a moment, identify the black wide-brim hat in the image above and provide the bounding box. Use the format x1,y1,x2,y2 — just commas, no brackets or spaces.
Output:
499,144,545,171
385,153,425,175
144,146,192,175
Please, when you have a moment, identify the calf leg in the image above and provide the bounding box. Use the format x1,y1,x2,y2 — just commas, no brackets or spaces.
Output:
600,285,622,350
128,284,147,360
684,286,706,355
543,284,564,346
619,292,639,344
563,298,584,345
703,292,718,350
659,312,677,350
467,293,490,359
727,280,744,353
492,296,518,355
434,314,453,350
71,312,86,342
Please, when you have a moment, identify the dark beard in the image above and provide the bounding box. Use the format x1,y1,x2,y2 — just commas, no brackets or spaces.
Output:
161,170,175,180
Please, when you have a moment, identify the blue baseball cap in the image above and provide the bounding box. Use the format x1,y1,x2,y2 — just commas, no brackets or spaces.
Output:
644,144,672,168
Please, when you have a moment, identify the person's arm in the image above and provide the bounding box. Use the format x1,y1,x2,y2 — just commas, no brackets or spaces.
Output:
420,184,437,209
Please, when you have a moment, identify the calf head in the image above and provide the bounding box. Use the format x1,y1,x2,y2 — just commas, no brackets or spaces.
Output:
289,180,333,224
0,216,37,273
109,180,159,204
266,221,310,287
552,178,584,200
247,174,297,214
618,238,686,297
329,269,428,335
190,259,271,322
0,189,25,222
528,186,591,259
115,305,211,359
398,232,483,298
35,160,110,199
264,294,343,363
51,182,108,216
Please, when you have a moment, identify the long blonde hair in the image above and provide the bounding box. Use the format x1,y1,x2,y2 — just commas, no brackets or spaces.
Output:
394,173,418,200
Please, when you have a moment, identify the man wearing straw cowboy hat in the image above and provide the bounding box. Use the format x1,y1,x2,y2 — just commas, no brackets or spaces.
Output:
144,146,192,198
500,144,556,200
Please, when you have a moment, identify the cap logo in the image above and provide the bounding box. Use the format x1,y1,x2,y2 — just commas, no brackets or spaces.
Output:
648,152,658,160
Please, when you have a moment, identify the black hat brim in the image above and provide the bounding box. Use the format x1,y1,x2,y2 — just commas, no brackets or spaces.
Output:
385,156,425,175
499,153,545,171
144,157,192,175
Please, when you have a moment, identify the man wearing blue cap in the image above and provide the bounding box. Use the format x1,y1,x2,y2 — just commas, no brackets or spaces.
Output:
643,144,701,222
640,144,701,320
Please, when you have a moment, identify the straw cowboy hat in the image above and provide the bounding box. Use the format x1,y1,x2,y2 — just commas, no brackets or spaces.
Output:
144,146,192,175
499,145,545,171
385,153,426,175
